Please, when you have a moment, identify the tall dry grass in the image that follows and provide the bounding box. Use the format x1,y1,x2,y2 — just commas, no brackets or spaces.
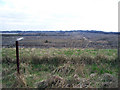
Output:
2,48,118,88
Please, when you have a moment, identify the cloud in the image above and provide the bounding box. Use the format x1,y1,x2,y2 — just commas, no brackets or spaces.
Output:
0,0,119,32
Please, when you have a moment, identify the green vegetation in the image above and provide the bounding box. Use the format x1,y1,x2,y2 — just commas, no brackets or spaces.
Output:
2,48,118,88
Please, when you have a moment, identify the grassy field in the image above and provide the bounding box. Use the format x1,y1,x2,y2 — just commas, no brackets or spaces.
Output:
2,48,118,88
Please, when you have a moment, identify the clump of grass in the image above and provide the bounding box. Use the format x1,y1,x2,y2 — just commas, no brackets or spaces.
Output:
2,56,16,64
70,54,94,65
52,64,75,76
74,64,89,78
95,54,109,64
66,76,78,88
30,54,41,64
36,75,66,88
79,54,94,65
30,54,68,66
11,73,27,88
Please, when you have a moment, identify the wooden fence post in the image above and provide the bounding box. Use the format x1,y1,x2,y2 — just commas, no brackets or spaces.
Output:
16,41,20,74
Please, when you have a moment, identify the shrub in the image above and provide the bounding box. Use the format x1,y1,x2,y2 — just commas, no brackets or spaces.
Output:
45,40,48,43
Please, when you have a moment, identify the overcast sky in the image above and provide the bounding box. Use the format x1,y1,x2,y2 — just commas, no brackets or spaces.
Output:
0,0,119,32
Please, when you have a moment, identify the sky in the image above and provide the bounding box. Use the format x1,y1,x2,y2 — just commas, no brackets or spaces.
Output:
0,0,119,32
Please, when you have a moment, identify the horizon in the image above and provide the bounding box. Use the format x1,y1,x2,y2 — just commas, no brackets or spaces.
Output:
0,30,119,33
0,0,119,32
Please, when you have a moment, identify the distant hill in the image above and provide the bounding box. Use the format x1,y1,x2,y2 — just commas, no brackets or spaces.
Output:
0,30,120,34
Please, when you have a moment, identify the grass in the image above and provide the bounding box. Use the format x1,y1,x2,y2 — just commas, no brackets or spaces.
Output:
2,48,118,88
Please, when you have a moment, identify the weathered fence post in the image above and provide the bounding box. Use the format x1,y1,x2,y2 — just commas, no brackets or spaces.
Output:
16,37,24,74
16,40,20,74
